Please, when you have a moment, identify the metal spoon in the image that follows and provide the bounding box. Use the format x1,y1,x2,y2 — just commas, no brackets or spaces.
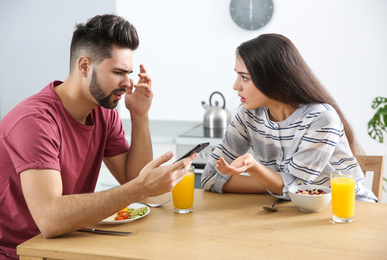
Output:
263,198,282,212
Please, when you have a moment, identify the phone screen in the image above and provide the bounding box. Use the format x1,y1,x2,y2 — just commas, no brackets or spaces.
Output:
174,142,210,163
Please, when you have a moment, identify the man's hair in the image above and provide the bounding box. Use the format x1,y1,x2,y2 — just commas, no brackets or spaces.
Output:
69,14,139,72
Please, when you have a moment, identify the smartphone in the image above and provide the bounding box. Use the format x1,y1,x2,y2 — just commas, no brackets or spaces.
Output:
174,142,210,163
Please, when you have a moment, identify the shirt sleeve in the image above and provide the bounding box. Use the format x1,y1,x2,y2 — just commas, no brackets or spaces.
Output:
2,114,61,174
201,106,251,193
286,110,342,185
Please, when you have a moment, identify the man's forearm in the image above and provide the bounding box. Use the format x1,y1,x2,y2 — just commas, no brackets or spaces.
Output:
21,169,147,239
126,114,153,180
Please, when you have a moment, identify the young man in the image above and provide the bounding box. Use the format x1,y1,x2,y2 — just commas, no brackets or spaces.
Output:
0,14,196,259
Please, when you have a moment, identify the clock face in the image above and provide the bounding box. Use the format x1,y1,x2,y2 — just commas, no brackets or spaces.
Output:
230,0,274,30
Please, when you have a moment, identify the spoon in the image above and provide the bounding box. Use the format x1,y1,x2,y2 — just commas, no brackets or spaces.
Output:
263,198,282,212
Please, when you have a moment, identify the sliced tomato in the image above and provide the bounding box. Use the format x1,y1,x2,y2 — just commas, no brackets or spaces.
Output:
116,211,130,219
116,211,126,216
121,212,130,219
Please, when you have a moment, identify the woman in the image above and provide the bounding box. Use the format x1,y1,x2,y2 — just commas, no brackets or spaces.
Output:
201,34,377,202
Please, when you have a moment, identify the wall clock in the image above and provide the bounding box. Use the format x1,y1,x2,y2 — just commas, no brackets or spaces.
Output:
230,0,274,31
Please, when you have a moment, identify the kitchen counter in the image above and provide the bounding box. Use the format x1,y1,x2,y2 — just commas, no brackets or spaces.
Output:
122,119,201,143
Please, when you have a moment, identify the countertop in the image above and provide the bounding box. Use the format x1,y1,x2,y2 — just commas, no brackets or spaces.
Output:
122,119,201,143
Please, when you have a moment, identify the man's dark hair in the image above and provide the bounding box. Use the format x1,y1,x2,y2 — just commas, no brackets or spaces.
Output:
69,14,139,71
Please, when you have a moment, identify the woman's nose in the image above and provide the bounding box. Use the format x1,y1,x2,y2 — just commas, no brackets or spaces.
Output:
233,80,239,91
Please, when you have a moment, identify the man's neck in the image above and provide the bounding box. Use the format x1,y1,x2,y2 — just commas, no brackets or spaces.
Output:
55,78,97,125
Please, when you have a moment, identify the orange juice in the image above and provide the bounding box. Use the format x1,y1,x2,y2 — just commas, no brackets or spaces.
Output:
331,176,355,219
172,166,195,213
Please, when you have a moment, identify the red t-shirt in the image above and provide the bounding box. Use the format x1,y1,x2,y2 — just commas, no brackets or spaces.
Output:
0,81,130,259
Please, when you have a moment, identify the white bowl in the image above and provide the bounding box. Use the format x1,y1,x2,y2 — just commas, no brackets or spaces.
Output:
288,185,331,212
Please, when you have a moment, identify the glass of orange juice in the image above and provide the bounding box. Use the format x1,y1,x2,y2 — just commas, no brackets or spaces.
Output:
172,165,195,213
330,170,355,223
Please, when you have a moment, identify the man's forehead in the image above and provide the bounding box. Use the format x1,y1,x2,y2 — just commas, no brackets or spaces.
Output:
102,47,133,70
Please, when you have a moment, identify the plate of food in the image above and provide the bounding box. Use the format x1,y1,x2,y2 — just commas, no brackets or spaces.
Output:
99,203,150,224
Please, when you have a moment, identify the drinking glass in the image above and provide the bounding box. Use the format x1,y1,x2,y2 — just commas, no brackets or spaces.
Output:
172,165,195,213
330,170,355,223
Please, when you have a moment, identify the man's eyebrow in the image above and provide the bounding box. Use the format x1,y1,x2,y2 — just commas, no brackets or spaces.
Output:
114,68,133,74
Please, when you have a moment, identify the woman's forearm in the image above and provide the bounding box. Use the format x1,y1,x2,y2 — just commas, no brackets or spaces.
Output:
223,175,267,193
246,161,284,195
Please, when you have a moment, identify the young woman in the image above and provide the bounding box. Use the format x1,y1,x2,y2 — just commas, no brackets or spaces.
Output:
201,33,377,202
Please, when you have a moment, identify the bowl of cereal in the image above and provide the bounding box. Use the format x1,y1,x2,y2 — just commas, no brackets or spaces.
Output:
288,185,331,212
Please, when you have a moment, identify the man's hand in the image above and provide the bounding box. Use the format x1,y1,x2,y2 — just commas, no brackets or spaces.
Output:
136,151,198,198
125,64,153,117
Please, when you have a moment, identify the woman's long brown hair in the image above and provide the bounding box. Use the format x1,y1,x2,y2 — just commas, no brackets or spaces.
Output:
236,33,362,156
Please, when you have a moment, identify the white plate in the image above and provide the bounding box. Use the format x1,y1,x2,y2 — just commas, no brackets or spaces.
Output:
99,203,150,224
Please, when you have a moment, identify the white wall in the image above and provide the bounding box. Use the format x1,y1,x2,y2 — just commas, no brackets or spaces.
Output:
1,0,386,200
116,0,387,201
116,0,387,153
0,0,116,118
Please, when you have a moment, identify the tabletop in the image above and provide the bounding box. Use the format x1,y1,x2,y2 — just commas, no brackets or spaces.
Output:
17,189,387,260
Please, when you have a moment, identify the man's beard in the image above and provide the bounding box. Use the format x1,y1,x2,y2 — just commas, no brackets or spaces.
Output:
89,69,124,109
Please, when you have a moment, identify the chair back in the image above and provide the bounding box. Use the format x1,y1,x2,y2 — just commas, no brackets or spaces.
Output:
355,155,385,202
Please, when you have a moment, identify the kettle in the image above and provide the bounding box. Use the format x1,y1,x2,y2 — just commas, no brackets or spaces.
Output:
202,91,231,138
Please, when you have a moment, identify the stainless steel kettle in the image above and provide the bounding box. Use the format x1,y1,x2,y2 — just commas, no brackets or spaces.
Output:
202,91,231,138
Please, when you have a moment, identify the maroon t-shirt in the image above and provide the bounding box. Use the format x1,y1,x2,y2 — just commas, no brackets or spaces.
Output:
0,81,130,259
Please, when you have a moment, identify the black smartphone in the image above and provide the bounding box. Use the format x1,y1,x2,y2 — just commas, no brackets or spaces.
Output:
174,142,210,163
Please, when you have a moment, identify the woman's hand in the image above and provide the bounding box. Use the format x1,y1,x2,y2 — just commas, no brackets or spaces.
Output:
218,154,284,195
216,154,255,175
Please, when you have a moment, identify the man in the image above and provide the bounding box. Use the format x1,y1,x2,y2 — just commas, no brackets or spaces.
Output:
0,14,196,259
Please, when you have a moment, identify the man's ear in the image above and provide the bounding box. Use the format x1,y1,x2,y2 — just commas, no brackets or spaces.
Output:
77,56,92,77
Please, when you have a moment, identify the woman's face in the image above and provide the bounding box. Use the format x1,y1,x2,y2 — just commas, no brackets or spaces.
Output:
233,55,270,110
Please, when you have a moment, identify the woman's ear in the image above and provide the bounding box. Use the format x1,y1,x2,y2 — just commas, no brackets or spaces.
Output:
77,56,91,77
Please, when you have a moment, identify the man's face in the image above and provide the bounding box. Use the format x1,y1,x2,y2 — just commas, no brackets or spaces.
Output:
89,46,133,109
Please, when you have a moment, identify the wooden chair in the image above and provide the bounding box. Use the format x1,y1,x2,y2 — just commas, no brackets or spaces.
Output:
355,155,385,202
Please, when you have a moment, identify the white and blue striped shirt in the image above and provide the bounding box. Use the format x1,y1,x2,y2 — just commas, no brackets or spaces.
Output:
201,103,377,202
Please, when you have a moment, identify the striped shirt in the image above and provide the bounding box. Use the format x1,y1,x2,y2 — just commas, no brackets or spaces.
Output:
201,103,377,202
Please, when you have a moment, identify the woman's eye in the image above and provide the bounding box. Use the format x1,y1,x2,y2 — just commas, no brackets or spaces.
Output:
242,75,248,81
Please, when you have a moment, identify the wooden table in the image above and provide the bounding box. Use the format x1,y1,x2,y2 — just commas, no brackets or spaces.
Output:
17,190,387,260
